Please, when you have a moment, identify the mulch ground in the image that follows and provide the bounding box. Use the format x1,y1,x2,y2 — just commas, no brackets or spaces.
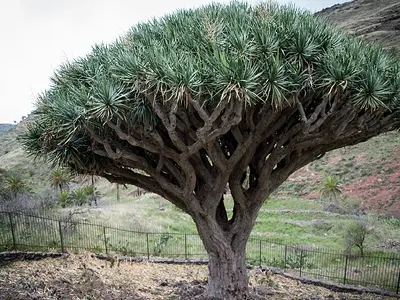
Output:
0,253,398,300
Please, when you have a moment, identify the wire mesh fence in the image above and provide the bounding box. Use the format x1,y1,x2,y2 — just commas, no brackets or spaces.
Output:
0,211,399,293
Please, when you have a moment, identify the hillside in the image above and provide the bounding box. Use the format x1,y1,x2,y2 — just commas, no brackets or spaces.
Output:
0,117,44,168
317,0,400,52
0,118,134,203
283,0,400,215
279,132,400,215
0,120,28,169
0,0,399,215
0,119,55,200
0,124,15,136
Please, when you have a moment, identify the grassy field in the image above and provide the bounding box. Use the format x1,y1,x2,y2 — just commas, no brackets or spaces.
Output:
46,192,400,253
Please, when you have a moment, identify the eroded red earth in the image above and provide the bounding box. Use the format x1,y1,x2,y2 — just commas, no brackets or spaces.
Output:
288,148,400,216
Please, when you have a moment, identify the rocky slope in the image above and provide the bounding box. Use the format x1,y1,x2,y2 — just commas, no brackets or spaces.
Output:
317,0,400,51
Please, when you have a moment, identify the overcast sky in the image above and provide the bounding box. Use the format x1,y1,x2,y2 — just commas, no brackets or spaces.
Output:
0,0,348,124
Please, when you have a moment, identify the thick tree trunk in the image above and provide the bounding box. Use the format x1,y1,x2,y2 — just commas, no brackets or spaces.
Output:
206,245,249,299
193,204,254,300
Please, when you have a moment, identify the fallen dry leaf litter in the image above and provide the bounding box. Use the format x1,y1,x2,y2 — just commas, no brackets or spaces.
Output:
0,253,398,299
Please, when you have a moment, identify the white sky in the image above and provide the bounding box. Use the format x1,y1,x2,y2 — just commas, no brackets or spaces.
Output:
0,0,347,124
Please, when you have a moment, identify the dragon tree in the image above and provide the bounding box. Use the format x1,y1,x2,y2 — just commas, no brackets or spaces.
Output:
22,2,400,299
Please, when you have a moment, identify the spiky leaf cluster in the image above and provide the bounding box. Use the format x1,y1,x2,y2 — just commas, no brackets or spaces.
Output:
22,1,400,171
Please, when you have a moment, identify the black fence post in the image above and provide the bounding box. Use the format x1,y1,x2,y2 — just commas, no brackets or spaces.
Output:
299,250,303,277
184,234,188,260
8,212,16,250
259,240,262,267
146,233,150,260
344,255,349,284
103,227,108,254
396,267,400,294
58,221,65,253
284,245,288,271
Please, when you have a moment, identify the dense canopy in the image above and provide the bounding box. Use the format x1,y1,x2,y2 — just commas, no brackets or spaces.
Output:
24,2,400,172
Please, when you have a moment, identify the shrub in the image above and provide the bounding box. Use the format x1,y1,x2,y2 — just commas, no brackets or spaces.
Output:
313,219,333,232
286,248,314,269
344,218,372,256
323,202,344,214
153,233,173,256
69,188,89,206
58,191,73,208
341,197,363,215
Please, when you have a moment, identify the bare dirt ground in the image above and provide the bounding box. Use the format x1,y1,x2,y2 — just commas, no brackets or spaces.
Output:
0,254,398,300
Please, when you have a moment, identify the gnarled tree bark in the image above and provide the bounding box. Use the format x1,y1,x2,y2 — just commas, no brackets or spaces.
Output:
77,91,398,298
191,193,255,300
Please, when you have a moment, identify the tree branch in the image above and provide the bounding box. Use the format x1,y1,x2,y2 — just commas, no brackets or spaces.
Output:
147,93,188,152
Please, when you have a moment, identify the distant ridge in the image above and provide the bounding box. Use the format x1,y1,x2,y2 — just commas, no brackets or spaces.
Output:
317,0,400,51
0,124,15,136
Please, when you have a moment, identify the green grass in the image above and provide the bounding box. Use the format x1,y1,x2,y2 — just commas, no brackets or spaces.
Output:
309,132,400,182
49,195,400,254
263,197,323,210
3,180,399,254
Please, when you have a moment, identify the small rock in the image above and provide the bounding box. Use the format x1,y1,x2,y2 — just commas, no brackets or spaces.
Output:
159,280,168,287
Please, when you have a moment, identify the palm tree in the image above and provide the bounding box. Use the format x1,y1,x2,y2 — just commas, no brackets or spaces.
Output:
320,175,342,202
49,168,72,192
4,175,29,199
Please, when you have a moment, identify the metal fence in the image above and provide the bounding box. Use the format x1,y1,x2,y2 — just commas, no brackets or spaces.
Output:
0,211,399,293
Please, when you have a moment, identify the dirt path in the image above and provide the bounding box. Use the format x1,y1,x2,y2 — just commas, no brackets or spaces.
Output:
0,253,398,300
